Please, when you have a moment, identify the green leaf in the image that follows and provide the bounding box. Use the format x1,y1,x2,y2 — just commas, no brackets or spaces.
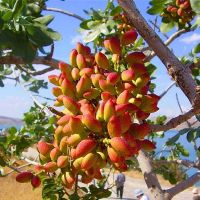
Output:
110,6,122,16
105,0,115,12
91,9,103,20
99,23,109,35
156,115,167,125
3,68,12,75
147,0,171,15
80,19,92,30
166,128,191,145
106,19,116,29
192,43,200,54
2,10,13,21
168,173,177,184
146,63,157,76
87,20,102,29
27,3,41,15
149,0,171,6
26,25,53,46
44,28,61,41
83,29,101,43
192,17,200,29
186,129,199,142
147,6,164,15
8,127,17,135
149,83,156,93
69,193,79,200
12,0,25,19
177,144,189,157
191,0,200,15
134,37,144,49
34,15,54,25
80,187,88,193
160,21,175,33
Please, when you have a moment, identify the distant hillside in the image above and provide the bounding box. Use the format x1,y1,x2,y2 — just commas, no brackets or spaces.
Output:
0,116,23,128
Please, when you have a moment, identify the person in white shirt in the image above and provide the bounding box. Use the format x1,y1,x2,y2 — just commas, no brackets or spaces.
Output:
134,189,150,200
115,172,126,199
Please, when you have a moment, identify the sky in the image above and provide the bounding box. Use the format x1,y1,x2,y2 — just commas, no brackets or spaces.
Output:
0,0,200,119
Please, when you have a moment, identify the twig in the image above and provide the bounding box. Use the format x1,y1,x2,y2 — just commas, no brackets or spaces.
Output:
165,29,190,46
166,172,200,198
150,108,200,132
16,64,56,76
5,163,21,173
0,75,18,81
0,55,60,68
46,44,55,59
33,94,55,101
47,106,65,117
12,68,53,117
44,7,85,21
176,93,191,127
159,82,176,99
149,20,169,39
146,29,191,61
4,163,32,176
21,157,39,166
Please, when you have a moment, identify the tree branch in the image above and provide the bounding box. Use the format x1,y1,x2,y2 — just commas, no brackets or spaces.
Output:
0,55,60,69
137,151,169,199
44,7,85,21
166,172,200,198
15,64,56,76
118,0,197,105
150,108,200,132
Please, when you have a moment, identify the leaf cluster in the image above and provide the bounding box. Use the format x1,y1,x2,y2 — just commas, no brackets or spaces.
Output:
0,0,60,62
0,103,55,166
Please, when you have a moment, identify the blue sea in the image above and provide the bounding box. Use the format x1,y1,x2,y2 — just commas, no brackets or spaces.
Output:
0,125,199,185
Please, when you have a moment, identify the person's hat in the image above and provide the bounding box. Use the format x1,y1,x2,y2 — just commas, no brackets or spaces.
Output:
192,188,199,194
134,189,144,197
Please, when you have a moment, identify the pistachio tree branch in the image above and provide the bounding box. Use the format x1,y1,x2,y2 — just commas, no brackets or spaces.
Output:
150,108,200,132
15,64,55,76
166,172,200,198
137,151,169,200
0,55,60,69
44,7,85,21
117,0,197,104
